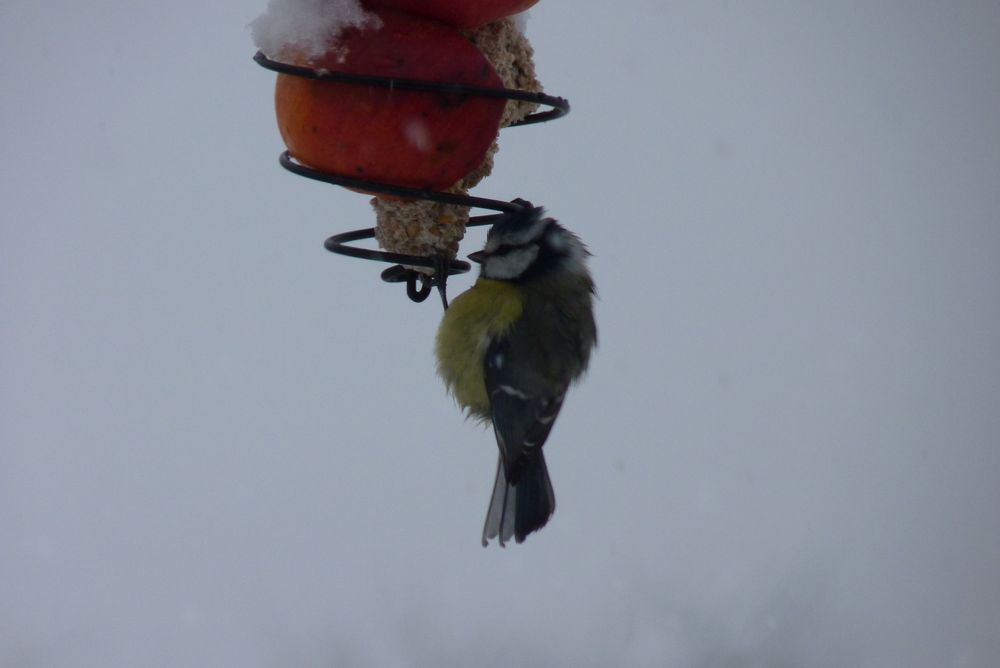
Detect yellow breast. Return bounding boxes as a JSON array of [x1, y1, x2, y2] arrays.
[[435, 278, 523, 419]]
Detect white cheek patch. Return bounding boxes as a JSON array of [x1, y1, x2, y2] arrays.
[[483, 245, 539, 280], [484, 217, 549, 254]]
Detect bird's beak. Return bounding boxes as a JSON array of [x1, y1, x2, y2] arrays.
[[467, 250, 486, 264]]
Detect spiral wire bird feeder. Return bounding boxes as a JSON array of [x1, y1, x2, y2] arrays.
[[253, 41, 569, 309]]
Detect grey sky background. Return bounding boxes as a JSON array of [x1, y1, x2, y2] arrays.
[[3, 1, 999, 666]]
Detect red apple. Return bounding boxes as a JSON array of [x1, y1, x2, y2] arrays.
[[274, 10, 506, 191], [363, 0, 539, 28]]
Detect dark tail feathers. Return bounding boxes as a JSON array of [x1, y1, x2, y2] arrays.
[[481, 453, 555, 547]]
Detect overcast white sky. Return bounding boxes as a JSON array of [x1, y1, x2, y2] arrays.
[[3, 2, 999, 666]]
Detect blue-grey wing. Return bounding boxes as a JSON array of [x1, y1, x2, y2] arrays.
[[484, 336, 565, 483]]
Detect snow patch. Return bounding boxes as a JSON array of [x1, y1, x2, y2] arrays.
[[403, 119, 432, 153], [250, 0, 380, 62]]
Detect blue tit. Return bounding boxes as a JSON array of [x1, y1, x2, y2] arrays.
[[435, 205, 597, 546]]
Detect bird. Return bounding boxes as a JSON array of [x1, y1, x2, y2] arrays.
[[435, 203, 596, 546]]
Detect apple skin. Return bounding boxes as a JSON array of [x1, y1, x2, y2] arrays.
[[275, 10, 506, 191], [362, 0, 539, 28]]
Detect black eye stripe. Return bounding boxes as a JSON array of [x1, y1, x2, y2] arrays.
[[488, 243, 520, 256]]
